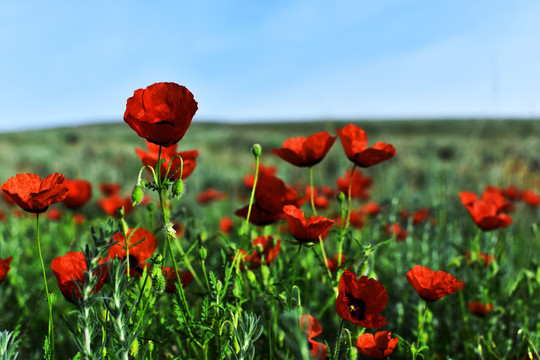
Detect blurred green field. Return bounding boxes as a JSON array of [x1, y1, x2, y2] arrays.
[[0, 119, 539, 359]]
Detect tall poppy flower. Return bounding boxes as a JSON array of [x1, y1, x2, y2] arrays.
[[63, 178, 93, 209], [0, 256, 12, 284], [219, 216, 234, 235], [124, 82, 198, 147], [283, 205, 334, 243], [468, 301, 494, 317], [356, 331, 398, 359], [51, 252, 106, 303], [98, 194, 133, 218], [336, 124, 396, 168], [521, 189, 540, 207], [272, 131, 336, 167], [246, 236, 281, 269], [243, 163, 277, 188], [406, 265, 464, 302], [336, 271, 388, 328], [108, 228, 157, 276], [197, 188, 227, 205], [135, 141, 198, 180], [1, 173, 68, 213], [336, 169, 372, 200], [299, 315, 328, 360], [459, 191, 512, 231]]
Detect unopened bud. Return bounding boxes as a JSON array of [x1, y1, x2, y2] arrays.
[[172, 179, 184, 198], [337, 192, 346, 203], [148, 340, 154, 352], [246, 270, 257, 283], [198, 246, 208, 261], [147, 202, 155, 212], [251, 144, 262, 157], [131, 185, 144, 205]]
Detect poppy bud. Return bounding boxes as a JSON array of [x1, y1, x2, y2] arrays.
[[246, 270, 257, 284], [148, 340, 154, 353], [337, 192, 346, 203], [198, 246, 208, 261], [146, 203, 155, 212], [131, 185, 144, 205], [261, 265, 270, 283], [117, 206, 125, 219], [140, 180, 147, 188], [251, 144, 262, 157], [172, 179, 184, 198]]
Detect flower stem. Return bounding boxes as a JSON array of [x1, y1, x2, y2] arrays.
[[36, 214, 55, 359], [413, 302, 429, 360], [288, 245, 303, 309], [242, 149, 260, 236], [332, 318, 344, 360]]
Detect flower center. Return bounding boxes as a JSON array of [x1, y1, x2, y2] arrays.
[[346, 293, 366, 320]]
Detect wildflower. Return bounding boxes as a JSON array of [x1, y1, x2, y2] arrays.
[[63, 178, 93, 209], [336, 271, 388, 328], [73, 213, 86, 225], [336, 169, 372, 200], [0, 257, 12, 284], [283, 205, 334, 243], [135, 140, 198, 180], [51, 252, 106, 303], [197, 188, 227, 205], [219, 216, 234, 234], [336, 124, 396, 168], [326, 254, 346, 272], [1, 173, 68, 213], [99, 183, 121, 196], [468, 301, 494, 317], [356, 331, 398, 359], [299, 315, 328, 360], [464, 250, 494, 267], [385, 223, 408, 241], [359, 201, 380, 217], [124, 82, 198, 147], [272, 131, 336, 167], [407, 265, 464, 302], [521, 189, 540, 207], [162, 267, 194, 293], [243, 163, 277, 188], [98, 195, 133, 218], [459, 190, 512, 231], [46, 208, 63, 221], [247, 236, 281, 268], [109, 228, 157, 276]]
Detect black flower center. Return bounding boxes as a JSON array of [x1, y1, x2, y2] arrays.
[[346, 293, 366, 321], [128, 254, 143, 274]]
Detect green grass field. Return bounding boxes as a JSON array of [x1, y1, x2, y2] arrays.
[[0, 119, 539, 359]]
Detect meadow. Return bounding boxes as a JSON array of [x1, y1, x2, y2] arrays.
[[0, 118, 539, 359]]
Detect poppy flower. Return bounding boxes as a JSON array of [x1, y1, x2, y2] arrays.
[[360, 201, 380, 217], [46, 208, 63, 221], [172, 221, 185, 238], [272, 131, 337, 167], [197, 188, 227, 205], [99, 183, 121, 197], [98, 195, 133, 218], [51, 252, 106, 303], [459, 191, 512, 231], [1, 173, 69, 213], [73, 213, 86, 225], [356, 331, 399, 359], [336, 124, 396, 168], [247, 236, 281, 268], [135, 141, 198, 181], [336, 169, 372, 200], [336, 271, 388, 328], [0, 256, 12, 284], [406, 265, 464, 302], [219, 216, 234, 235], [385, 223, 408, 241], [299, 315, 328, 360], [243, 163, 277, 188], [326, 254, 346, 272], [468, 301, 494, 317], [108, 227, 157, 276], [521, 189, 540, 207], [283, 205, 334, 243], [236, 174, 303, 226], [124, 82, 198, 147], [162, 267, 194, 293], [464, 250, 494, 267], [63, 178, 93, 209]]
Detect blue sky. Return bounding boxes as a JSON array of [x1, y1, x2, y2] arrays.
[[1, 1, 539, 132]]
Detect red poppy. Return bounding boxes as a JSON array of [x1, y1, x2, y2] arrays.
[[464, 250, 494, 267], [283, 205, 334, 243], [326, 254, 346, 272], [243, 163, 277, 188], [63, 178, 93, 209], [51, 252, 106, 303], [336, 169, 372, 200], [108, 228, 157, 276], [172, 221, 185, 238], [135, 141, 198, 181], [459, 191, 513, 231], [337, 124, 396, 168], [73, 213, 86, 225], [356, 331, 399, 359], [99, 183, 121, 197], [468, 301, 494, 317], [400, 208, 430, 225], [521, 189, 540, 207], [219, 216, 234, 235], [385, 223, 408, 241], [299, 315, 328, 360], [336, 271, 388, 328], [272, 131, 337, 167], [246, 236, 281, 269], [162, 267, 194, 293], [46, 208, 63, 221], [359, 201, 380, 217], [0, 256, 12, 284], [197, 188, 227, 205], [406, 265, 464, 302], [124, 82, 198, 147], [236, 174, 303, 226], [1, 173, 69, 213], [98, 195, 134, 218]]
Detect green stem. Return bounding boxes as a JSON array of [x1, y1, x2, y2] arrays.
[[309, 166, 317, 216], [332, 319, 344, 360], [413, 302, 429, 360], [242, 152, 260, 236], [201, 258, 211, 293], [288, 245, 303, 309], [36, 214, 55, 358]]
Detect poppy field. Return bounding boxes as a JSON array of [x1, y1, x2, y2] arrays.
[[0, 83, 539, 360]]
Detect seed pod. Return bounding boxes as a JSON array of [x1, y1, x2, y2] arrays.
[[131, 185, 144, 205], [251, 144, 262, 157], [172, 179, 184, 198]]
